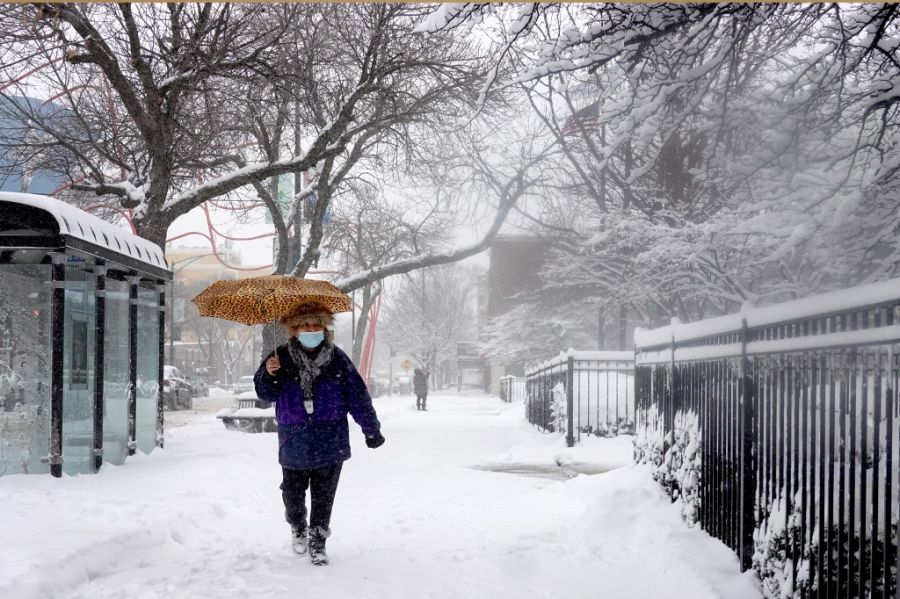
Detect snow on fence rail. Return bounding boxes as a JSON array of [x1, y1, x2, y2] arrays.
[[633, 277, 900, 598], [524, 349, 634, 446]]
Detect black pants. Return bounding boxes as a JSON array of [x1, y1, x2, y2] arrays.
[[281, 463, 343, 532], [416, 393, 427, 410]]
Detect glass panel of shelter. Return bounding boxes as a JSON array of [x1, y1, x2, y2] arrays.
[[62, 263, 96, 475], [135, 284, 160, 454], [103, 277, 130, 466], [0, 264, 52, 475], [0, 245, 165, 476]]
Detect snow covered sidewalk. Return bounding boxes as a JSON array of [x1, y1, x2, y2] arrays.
[[0, 393, 761, 599]]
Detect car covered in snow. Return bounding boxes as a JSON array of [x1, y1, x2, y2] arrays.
[[163, 365, 193, 410], [216, 390, 276, 433], [185, 376, 209, 397]]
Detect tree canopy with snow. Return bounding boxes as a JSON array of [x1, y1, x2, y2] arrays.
[[419, 3, 900, 358], [0, 3, 529, 293], [381, 264, 476, 376]]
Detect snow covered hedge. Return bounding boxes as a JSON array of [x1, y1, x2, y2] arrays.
[[634, 403, 664, 469], [754, 490, 898, 598], [636, 407, 701, 527], [753, 493, 806, 598]]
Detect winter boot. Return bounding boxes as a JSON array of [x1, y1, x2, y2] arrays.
[[308, 526, 330, 566], [290, 523, 308, 555]]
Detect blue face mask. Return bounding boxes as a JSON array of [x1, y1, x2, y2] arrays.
[[297, 331, 325, 348]]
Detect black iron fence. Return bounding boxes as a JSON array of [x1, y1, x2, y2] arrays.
[[634, 280, 900, 598], [499, 375, 526, 403], [525, 350, 634, 446]]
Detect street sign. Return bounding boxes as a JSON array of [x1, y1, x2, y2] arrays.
[[400, 359, 412, 372]]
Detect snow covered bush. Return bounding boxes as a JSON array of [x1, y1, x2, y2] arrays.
[[657, 410, 701, 526], [634, 403, 664, 469], [635, 407, 701, 526], [810, 521, 896, 598], [581, 417, 635, 438], [550, 382, 567, 435], [753, 490, 897, 598], [753, 493, 790, 598], [673, 411, 701, 525], [753, 492, 808, 599]]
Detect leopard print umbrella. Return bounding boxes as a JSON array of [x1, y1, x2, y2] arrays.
[[191, 275, 351, 325]]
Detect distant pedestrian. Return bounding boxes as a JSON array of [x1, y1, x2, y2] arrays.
[[413, 366, 429, 411], [254, 302, 385, 566]]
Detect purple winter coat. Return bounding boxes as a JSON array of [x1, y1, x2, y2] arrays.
[[253, 342, 381, 470]]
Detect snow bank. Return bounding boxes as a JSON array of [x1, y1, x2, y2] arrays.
[[0, 393, 759, 599], [486, 432, 635, 475]]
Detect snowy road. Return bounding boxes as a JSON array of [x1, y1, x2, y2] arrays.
[[0, 393, 761, 599]]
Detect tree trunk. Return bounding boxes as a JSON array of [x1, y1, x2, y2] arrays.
[[133, 211, 169, 250], [351, 284, 381, 365], [598, 305, 605, 350], [430, 346, 437, 388], [618, 303, 628, 349]]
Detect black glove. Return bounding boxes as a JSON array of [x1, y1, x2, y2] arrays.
[[365, 432, 385, 449]]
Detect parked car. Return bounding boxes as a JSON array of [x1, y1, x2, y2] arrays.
[[163, 365, 193, 410], [186, 376, 209, 397], [233, 375, 256, 395], [392, 375, 412, 395], [216, 390, 276, 433], [367, 376, 389, 398]]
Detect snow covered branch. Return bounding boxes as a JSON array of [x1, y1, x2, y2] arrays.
[[334, 152, 543, 293]]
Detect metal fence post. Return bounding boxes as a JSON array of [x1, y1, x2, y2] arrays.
[[738, 316, 756, 571], [48, 252, 66, 477], [127, 274, 139, 456], [668, 329, 677, 441], [93, 262, 107, 472], [566, 355, 575, 447], [157, 282, 166, 449], [634, 346, 641, 435]]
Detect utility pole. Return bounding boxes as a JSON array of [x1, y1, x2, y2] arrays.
[[351, 289, 356, 350], [388, 345, 393, 396], [293, 98, 304, 271], [168, 281, 174, 365]]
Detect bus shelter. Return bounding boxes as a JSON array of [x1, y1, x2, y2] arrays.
[[0, 192, 171, 477]]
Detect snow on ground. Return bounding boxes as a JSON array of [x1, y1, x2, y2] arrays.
[[0, 393, 761, 599]]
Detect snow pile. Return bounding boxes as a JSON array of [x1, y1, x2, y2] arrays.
[[0, 393, 759, 599], [486, 429, 635, 475]]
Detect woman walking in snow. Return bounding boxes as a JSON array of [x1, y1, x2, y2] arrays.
[[254, 302, 385, 566]]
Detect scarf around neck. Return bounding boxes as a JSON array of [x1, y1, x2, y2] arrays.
[[287, 339, 335, 415]]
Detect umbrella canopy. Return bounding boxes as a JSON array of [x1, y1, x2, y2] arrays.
[[191, 275, 351, 326]]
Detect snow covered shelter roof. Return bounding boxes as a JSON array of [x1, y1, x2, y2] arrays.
[[0, 192, 170, 276]]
